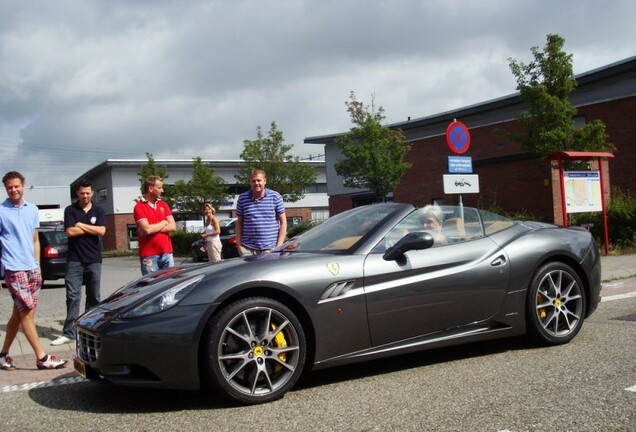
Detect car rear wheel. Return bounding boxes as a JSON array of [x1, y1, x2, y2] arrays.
[[203, 297, 306, 404], [526, 262, 586, 345]]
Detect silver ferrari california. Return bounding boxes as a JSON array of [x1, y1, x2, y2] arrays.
[[74, 203, 601, 404]]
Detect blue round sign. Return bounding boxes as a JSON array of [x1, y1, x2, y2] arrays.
[[446, 121, 471, 154]]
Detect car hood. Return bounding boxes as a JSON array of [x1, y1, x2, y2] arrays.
[[86, 251, 349, 316], [77, 260, 243, 330], [83, 265, 208, 314]]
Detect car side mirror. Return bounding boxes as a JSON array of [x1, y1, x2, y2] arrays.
[[383, 232, 435, 261]]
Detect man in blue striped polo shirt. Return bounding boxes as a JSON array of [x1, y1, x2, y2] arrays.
[[235, 169, 287, 256]]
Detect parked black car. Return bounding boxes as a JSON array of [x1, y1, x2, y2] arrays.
[[39, 225, 69, 280], [190, 219, 239, 261], [0, 225, 68, 281]]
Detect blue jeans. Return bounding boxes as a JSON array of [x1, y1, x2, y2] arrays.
[[63, 261, 101, 338], [140, 253, 174, 275]]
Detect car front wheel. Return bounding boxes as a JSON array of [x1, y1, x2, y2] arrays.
[[203, 297, 306, 404], [526, 262, 587, 345]]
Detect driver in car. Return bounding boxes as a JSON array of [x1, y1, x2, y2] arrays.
[[420, 205, 448, 246]]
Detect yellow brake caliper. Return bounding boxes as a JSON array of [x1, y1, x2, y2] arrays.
[[537, 293, 547, 320], [271, 323, 287, 373]]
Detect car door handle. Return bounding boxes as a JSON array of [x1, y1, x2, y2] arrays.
[[491, 255, 507, 267]]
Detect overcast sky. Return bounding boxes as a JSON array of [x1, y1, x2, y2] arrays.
[[1, 0, 634, 188]]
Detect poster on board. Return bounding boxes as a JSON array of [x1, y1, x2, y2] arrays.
[[564, 171, 602, 213]]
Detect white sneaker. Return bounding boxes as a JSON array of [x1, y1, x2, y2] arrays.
[[51, 335, 74, 346], [0, 355, 16, 371], [37, 354, 68, 370]]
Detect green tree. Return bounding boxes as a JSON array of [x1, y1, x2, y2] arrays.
[[334, 92, 411, 202], [137, 152, 169, 195], [236, 121, 317, 202], [169, 157, 230, 213], [508, 34, 614, 157]]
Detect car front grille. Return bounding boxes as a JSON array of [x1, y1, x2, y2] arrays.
[[76, 329, 101, 363]]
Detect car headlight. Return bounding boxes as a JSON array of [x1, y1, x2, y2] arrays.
[[121, 274, 205, 318]]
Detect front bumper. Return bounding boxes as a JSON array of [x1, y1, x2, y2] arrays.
[[75, 303, 213, 390], [582, 242, 602, 317]]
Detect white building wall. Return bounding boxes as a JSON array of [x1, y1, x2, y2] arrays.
[[25, 186, 71, 209], [111, 168, 143, 215]]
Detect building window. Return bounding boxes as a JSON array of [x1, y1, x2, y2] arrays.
[[97, 188, 107, 203], [303, 183, 328, 193], [127, 224, 138, 250], [311, 209, 329, 221], [573, 116, 586, 129]]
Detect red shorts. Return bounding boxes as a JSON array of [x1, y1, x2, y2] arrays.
[[5, 268, 42, 312]]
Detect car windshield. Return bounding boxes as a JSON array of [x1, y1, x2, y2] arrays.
[[279, 204, 406, 253], [42, 230, 68, 245], [219, 218, 235, 227], [279, 204, 517, 255], [220, 222, 236, 236]]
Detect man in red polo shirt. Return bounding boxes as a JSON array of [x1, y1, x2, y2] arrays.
[[133, 176, 176, 275]]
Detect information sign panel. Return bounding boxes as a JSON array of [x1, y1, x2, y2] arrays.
[[564, 171, 602, 213], [443, 174, 480, 194], [448, 156, 472, 173]]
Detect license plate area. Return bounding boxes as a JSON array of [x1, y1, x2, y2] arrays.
[[74, 357, 87, 379]]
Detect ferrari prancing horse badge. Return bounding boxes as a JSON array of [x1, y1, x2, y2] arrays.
[[326, 262, 340, 276]]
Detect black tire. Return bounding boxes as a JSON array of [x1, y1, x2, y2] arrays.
[[526, 262, 587, 345], [203, 297, 306, 405]]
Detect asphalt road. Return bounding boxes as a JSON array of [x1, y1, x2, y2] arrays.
[[1, 257, 635, 431], [1, 297, 635, 431]]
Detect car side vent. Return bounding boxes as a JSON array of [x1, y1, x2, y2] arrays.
[[321, 281, 356, 300]]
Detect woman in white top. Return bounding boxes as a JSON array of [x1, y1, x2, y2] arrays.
[[201, 203, 222, 262]]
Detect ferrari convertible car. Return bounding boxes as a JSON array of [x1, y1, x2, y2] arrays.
[[74, 203, 601, 405]]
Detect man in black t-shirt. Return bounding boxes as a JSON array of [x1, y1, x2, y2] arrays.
[[51, 179, 106, 346]]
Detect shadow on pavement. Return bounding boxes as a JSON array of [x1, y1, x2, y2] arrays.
[[26, 336, 529, 413], [27, 382, 230, 413]]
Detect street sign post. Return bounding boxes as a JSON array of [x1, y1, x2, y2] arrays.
[[445, 120, 474, 216]]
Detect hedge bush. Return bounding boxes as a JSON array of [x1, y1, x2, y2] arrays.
[[171, 231, 201, 256], [287, 220, 321, 238], [570, 187, 636, 250]]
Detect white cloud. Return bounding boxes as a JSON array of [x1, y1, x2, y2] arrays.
[[0, 0, 634, 186]]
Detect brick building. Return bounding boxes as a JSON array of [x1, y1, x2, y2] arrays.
[[305, 56, 636, 223]]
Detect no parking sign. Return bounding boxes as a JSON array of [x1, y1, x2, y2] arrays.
[[446, 120, 471, 154]]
